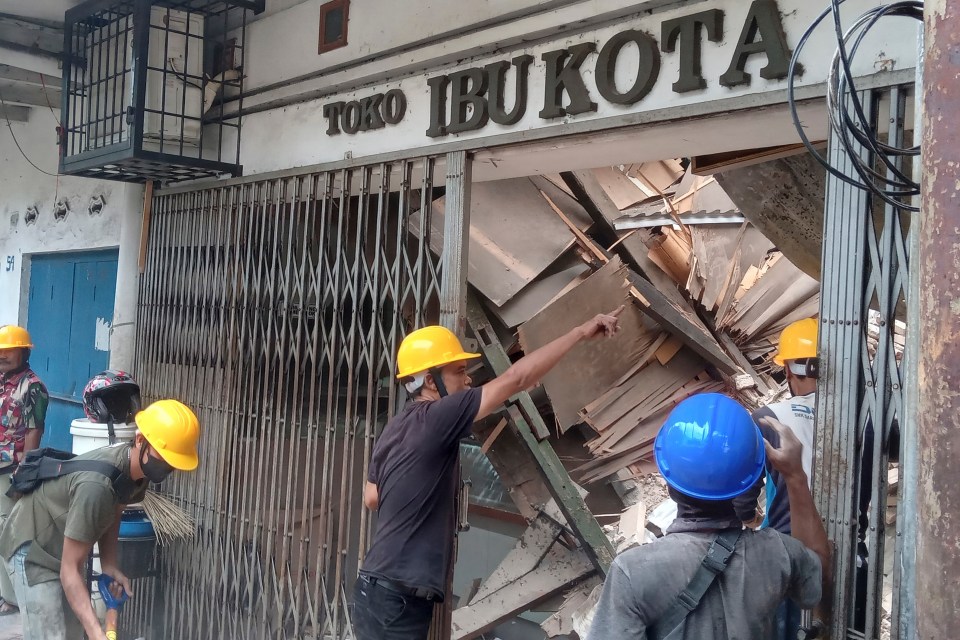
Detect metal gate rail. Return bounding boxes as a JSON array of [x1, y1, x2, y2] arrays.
[[134, 157, 449, 639], [815, 84, 914, 640]]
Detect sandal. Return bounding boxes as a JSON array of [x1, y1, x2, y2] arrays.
[[0, 598, 18, 616]]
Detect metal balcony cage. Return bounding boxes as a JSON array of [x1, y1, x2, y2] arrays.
[[60, 0, 264, 183]]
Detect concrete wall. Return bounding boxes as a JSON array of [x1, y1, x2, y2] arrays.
[[219, 0, 916, 176], [243, 0, 557, 92], [0, 58, 143, 368]]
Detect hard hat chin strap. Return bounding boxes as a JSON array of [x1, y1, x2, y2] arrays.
[[429, 368, 449, 398]]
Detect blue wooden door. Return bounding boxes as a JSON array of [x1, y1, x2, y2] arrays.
[[27, 250, 119, 450]]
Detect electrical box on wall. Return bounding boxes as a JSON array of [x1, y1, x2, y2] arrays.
[[61, 0, 264, 183]]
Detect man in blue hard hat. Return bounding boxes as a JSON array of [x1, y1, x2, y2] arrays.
[[587, 393, 831, 640]]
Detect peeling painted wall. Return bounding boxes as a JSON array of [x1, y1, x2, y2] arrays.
[[0, 109, 137, 329]]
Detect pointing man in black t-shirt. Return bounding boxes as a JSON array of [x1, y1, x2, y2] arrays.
[[353, 307, 624, 640]]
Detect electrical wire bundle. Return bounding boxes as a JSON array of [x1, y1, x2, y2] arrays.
[[788, 0, 924, 212]]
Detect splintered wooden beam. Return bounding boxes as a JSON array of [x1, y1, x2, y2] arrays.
[[622, 270, 737, 375], [469, 513, 563, 604], [560, 170, 687, 294], [451, 539, 594, 640], [467, 295, 615, 575]]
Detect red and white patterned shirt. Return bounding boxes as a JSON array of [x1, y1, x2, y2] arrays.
[[0, 366, 49, 464]]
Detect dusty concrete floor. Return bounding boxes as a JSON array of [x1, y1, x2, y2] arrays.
[[0, 611, 20, 640]]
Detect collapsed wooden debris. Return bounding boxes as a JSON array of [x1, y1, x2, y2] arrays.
[[409, 162, 908, 639], [422, 165, 821, 487]]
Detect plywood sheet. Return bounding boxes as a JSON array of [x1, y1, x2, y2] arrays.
[[688, 225, 773, 311], [491, 252, 591, 328], [422, 176, 593, 306], [592, 167, 651, 211], [518, 257, 653, 431]]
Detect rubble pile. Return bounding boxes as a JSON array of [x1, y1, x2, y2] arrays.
[[419, 162, 818, 486]]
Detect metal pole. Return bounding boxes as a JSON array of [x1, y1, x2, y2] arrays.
[[916, 1, 960, 637], [893, 24, 924, 640], [440, 151, 472, 336], [428, 151, 473, 640]]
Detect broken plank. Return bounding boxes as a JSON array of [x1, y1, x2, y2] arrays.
[[519, 258, 650, 430], [451, 542, 594, 640], [715, 328, 773, 395], [561, 169, 684, 295], [655, 334, 684, 366], [617, 501, 647, 553], [470, 513, 563, 603], [480, 418, 509, 455], [625, 271, 741, 375], [557, 171, 741, 376], [423, 176, 592, 307]]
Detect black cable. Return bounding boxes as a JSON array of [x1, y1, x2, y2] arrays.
[[787, 1, 923, 212], [0, 87, 61, 178], [831, 3, 921, 197]]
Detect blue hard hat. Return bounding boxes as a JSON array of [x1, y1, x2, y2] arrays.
[[654, 393, 765, 501]]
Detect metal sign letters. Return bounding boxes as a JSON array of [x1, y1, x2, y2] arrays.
[[320, 0, 792, 139]]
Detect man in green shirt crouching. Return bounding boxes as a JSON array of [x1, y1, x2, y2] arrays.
[[0, 399, 200, 640]]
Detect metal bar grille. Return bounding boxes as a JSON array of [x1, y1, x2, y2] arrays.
[[814, 84, 914, 640], [133, 156, 451, 639], [60, 0, 252, 182]]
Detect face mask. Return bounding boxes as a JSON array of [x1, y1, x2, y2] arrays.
[[139, 444, 175, 484]]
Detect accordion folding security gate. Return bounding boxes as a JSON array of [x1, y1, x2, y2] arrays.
[[132, 153, 469, 639], [814, 83, 918, 640]]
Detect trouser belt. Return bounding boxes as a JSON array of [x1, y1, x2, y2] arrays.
[[362, 575, 438, 601]]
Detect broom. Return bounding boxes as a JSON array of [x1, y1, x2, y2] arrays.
[[139, 490, 196, 546]]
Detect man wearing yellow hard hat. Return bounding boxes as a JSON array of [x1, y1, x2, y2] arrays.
[[734, 317, 819, 640], [0, 397, 200, 640], [0, 325, 49, 616], [353, 306, 624, 640]]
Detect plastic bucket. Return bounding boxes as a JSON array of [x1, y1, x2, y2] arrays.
[[118, 509, 157, 579], [70, 419, 137, 456]]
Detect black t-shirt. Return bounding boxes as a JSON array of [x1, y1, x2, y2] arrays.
[[360, 387, 482, 597]]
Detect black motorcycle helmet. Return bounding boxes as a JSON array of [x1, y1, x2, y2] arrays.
[[82, 370, 142, 424]]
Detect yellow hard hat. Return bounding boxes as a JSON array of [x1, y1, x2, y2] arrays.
[[0, 325, 33, 350], [396, 326, 480, 379], [773, 318, 819, 366], [135, 399, 200, 471]]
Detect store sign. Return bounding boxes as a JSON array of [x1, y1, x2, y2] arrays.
[[321, 0, 793, 138]]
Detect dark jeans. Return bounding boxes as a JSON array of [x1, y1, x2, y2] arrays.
[[773, 599, 802, 640], [352, 575, 435, 640]]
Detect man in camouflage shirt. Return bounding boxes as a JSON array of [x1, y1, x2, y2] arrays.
[[0, 325, 49, 615]]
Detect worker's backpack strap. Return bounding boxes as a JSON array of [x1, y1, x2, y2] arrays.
[[650, 527, 744, 640], [6, 447, 125, 498]]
